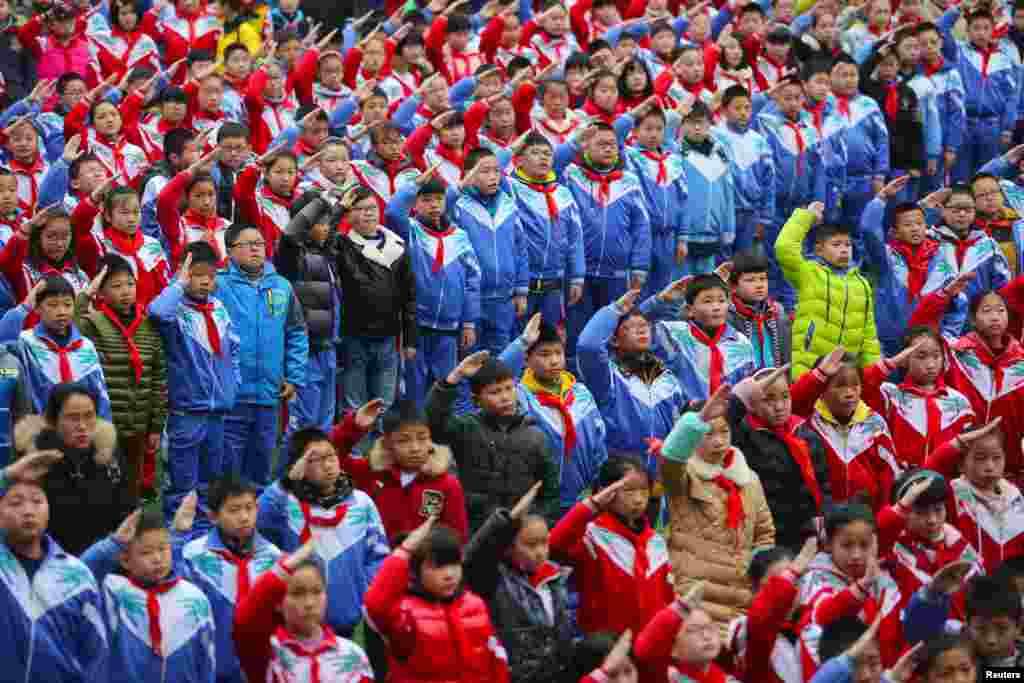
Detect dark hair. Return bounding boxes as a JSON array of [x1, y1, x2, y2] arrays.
[[464, 147, 495, 173], [187, 49, 215, 65], [966, 575, 1022, 622], [618, 58, 654, 100], [411, 525, 463, 574], [133, 508, 168, 541], [70, 153, 103, 181], [721, 84, 751, 108], [470, 358, 516, 395], [381, 400, 429, 434], [738, 3, 766, 18], [521, 132, 553, 152], [914, 21, 941, 36], [596, 454, 648, 491], [296, 104, 328, 126], [208, 474, 259, 512], [891, 469, 948, 509], [892, 202, 924, 225], [218, 121, 250, 142], [815, 224, 853, 244], [993, 556, 1024, 585], [813, 351, 861, 382], [223, 42, 250, 62], [417, 178, 447, 197], [182, 240, 219, 267], [44, 382, 97, 424], [587, 69, 617, 99], [56, 72, 86, 95], [831, 53, 858, 71], [103, 186, 139, 216], [965, 9, 993, 25], [685, 274, 728, 305], [650, 19, 675, 39], [507, 56, 533, 80], [968, 289, 1006, 319], [527, 320, 563, 354], [98, 253, 135, 288], [565, 52, 590, 73], [224, 223, 259, 250], [447, 13, 472, 33], [287, 426, 331, 471], [186, 172, 216, 196], [903, 324, 944, 350], [475, 63, 500, 79], [683, 100, 712, 123], [730, 248, 770, 283], [748, 546, 794, 586], [824, 501, 875, 539], [587, 40, 613, 57], [396, 31, 425, 56], [89, 98, 120, 126], [370, 122, 404, 145], [343, 186, 376, 213], [36, 274, 76, 306], [918, 634, 975, 679], [819, 616, 869, 662], [572, 633, 624, 682], [948, 183, 974, 203]]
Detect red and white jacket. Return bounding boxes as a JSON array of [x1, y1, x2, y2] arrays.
[[804, 400, 902, 511], [146, 4, 221, 77], [8, 155, 48, 214], [87, 26, 160, 84], [877, 504, 980, 617], [797, 553, 904, 680], [862, 360, 976, 469], [349, 157, 420, 221], [363, 551, 510, 683], [157, 169, 231, 268], [728, 570, 803, 683], [925, 441, 1024, 572], [635, 602, 741, 683], [64, 99, 149, 186], [245, 68, 299, 155], [233, 165, 296, 259], [425, 16, 487, 84], [549, 502, 674, 636], [523, 23, 581, 71]]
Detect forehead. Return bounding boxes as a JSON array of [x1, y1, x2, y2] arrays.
[[390, 422, 431, 438], [131, 528, 170, 548], [693, 287, 726, 303], [234, 227, 261, 241]]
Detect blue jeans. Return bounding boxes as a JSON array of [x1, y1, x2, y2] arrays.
[[565, 276, 627, 368], [164, 412, 226, 532], [338, 335, 399, 417], [644, 230, 678, 301], [405, 327, 458, 407], [954, 116, 1002, 182], [224, 403, 279, 490], [290, 346, 337, 432], [477, 298, 517, 356], [734, 210, 760, 254]]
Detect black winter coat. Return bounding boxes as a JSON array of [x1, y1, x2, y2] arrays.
[[728, 397, 831, 551], [464, 509, 575, 683]]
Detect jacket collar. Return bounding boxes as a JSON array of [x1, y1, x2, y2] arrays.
[[686, 447, 752, 491]]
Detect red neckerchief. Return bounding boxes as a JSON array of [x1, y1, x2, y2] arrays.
[[389, 69, 419, 98], [273, 625, 338, 683], [975, 43, 996, 78], [882, 82, 900, 118], [432, 143, 465, 174], [993, 22, 1010, 40], [94, 131, 130, 179], [712, 451, 746, 530], [897, 527, 967, 577], [682, 79, 708, 99], [127, 576, 181, 657], [731, 294, 776, 352], [805, 99, 826, 134], [578, 163, 624, 206], [924, 57, 945, 77], [529, 561, 561, 589], [299, 501, 348, 544], [223, 72, 250, 92], [97, 301, 145, 383], [746, 412, 823, 510], [834, 94, 852, 118], [293, 135, 320, 162], [212, 547, 253, 602], [950, 233, 982, 268], [897, 378, 948, 454], [105, 225, 146, 272], [689, 322, 726, 393], [954, 332, 1024, 397], [640, 148, 670, 184], [537, 115, 580, 143], [187, 301, 222, 355], [39, 335, 84, 382], [415, 102, 437, 121], [868, 23, 886, 36], [520, 173, 560, 220], [8, 155, 45, 210], [422, 222, 456, 273], [533, 384, 577, 462], [582, 99, 617, 126], [888, 238, 940, 302], [784, 118, 805, 175], [975, 212, 1018, 238], [183, 209, 224, 261]]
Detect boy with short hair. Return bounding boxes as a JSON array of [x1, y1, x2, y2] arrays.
[[82, 507, 215, 682], [427, 351, 560, 531], [1, 274, 112, 417], [139, 127, 200, 242], [777, 202, 880, 377], [78, 254, 167, 500], [0, 456, 109, 679], [386, 176, 482, 406], [335, 398, 469, 542], [212, 122, 252, 221], [728, 248, 791, 369], [178, 476, 282, 683], [256, 422, 390, 637], [148, 241, 241, 526]]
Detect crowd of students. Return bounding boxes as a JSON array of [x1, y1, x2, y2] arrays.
[[5, 0, 1024, 680]]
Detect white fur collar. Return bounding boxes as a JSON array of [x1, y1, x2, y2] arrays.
[[687, 447, 751, 486]]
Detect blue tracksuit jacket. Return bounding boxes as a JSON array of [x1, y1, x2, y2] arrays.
[[927, 223, 1012, 314], [214, 261, 308, 406], [942, 11, 1019, 134], [499, 336, 608, 510], [0, 523, 107, 681], [711, 121, 776, 226], [177, 528, 282, 683], [577, 302, 687, 479], [677, 137, 738, 246], [448, 186, 530, 300], [148, 281, 241, 413], [506, 170, 586, 286], [859, 198, 967, 352], [256, 484, 390, 633], [81, 536, 215, 683], [915, 61, 967, 159], [386, 185, 482, 331], [832, 94, 890, 179], [557, 158, 652, 282]]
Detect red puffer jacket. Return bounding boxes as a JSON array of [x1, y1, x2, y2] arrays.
[[364, 551, 510, 683]]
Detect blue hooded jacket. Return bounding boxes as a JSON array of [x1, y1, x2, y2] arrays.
[[506, 170, 586, 286], [214, 261, 308, 406], [448, 186, 530, 300]]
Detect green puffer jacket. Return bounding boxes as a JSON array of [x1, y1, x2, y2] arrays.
[[77, 297, 168, 438], [776, 208, 881, 377]]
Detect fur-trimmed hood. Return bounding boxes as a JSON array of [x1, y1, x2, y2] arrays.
[[366, 437, 452, 478], [14, 414, 118, 466]]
